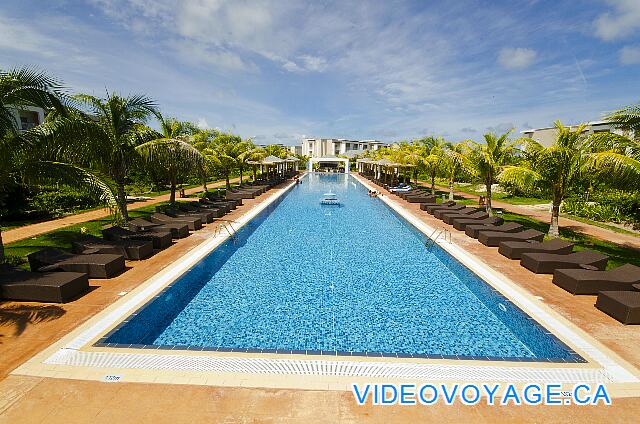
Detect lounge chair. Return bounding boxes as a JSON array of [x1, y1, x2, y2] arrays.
[[197, 200, 231, 213], [150, 212, 202, 230], [434, 207, 480, 220], [177, 203, 223, 218], [553, 264, 640, 295], [465, 222, 523, 238], [162, 206, 214, 224], [427, 204, 467, 215], [200, 198, 236, 210], [451, 216, 503, 231], [27, 247, 125, 279], [405, 195, 437, 204], [520, 250, 609, 274], [498, 238, 574, 260], [477, 229, 545, 247], [103, 226, 172, 250], [595, 290, 640, 324], [72, 235, 154, 260], [128, 218, 189, 238], [0, 264, 89, 303], [441, 210, 488, 224], [421, 201, 455, 212]]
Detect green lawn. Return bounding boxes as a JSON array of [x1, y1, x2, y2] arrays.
[[4, 203, 167, 269], [430, 179, 548, 205], [499, 212, 640, 270]]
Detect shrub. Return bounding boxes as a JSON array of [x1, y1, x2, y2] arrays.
[[563, 189, 640, 228], [30, 187, 101, 215]]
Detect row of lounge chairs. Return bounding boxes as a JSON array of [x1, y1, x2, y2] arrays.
[[369, 177, 640, 325], [0, 177, 290, 303]]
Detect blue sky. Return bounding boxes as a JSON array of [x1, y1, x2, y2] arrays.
[[1, 0, 639, 145]]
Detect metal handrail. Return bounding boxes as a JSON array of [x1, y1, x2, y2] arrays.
[[425, 227, 452, 247]]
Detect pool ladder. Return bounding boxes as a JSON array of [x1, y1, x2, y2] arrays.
[[216, 220, 239, 242], [425, 227, 451, 248]]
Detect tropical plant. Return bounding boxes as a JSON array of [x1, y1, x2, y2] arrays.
[[136, 115, 205, 205], [0, 67, 114, 261], [498, 121, 589, 236], [586, 132, 640, 188], [35, 93, 159, 221], [466, 130, 518, 215], [419, 136, 450, 194], [202, 133, 243, 189], [605, 102, 640, 138], [236, 140, 263, 183], [440, 142, 471, 200]]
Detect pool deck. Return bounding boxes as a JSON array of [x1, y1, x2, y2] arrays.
[[2, 174, 640, 422]]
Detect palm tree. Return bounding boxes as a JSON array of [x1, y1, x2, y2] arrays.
[[605, 102, 640, 138], [586, 131, 640, 188], [1, 67, 114, 261], [419, 136, 449, 194], [236, 139, 263, 183], [466, 130, 518, 215], [136, 115, 205, 206], [498, 121, 588, 237], [440, 143, 471, 201], [36, 93, 159, 221], [203, 133, 243, 189]]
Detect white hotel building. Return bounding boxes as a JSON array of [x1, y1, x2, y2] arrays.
[[292, 138, 387, 173]]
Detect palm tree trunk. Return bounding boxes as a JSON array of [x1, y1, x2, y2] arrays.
[[448, 178, 454, 201], [0, 228, 4, 263], [549, 197, 562, 237], [485, 180, 493, 216], [116, 182, 129, 221], [253, 166, 257, 181], [169, 179, 177, 206], [225, 173, 231, 189], [240, 167, 243, 184], [430, 172, 436, 195]]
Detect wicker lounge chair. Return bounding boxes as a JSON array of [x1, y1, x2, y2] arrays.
[[465, 222, 523, 238], [103, 226, 172, 250], [552, 264, 640, 295], [200, 198, 236, 210], [420, 201, 454, 212], [72, 235, 154, 260], [595, 290, 640, 324], [27, 248, 125, 279], [498, 238, 573, 260], [150, 212, 202, 230], [441, 210, 488, 225], [197, 200, 231, 214], [128, 218, 189, 238], [427, 204, 467, 215], [520, 250, 609, 274], [434, 207, 480, 220], [405, 195, 437, 204], [0, 264, 89, 303], [477, 229, 545, 247], [163, 206, 214, 224], [451, 216, 502, 231], [178, 203, 224, 218]]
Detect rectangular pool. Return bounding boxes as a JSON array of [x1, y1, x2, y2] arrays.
[[101, 173, 583, 362]]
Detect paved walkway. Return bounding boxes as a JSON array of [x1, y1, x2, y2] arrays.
[[421, 181, 640, 251], [2, 179, 239, 244]]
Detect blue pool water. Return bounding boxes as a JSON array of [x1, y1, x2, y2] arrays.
[[103, 174, 581, 362]]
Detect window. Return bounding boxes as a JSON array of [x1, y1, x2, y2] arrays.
[[19, 111, 40, 130]]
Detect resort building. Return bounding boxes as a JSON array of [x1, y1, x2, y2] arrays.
[[521, 120, 625, 147], [300, 138, 386, 157], [288, 145, 303, 155], [9, 105, 45, 131]]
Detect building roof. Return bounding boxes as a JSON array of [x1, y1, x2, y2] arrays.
[[521, 120, 613, 133]]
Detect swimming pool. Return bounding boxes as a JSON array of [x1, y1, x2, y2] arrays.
[[101, 173, 582, 362]]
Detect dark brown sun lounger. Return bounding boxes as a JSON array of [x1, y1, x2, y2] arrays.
[[596, 290, 640, 324], [478, 229, 545, 247], [197, 200, 231, 214], [162, 206, 214, 224], [178, 203, 224, 219], [520, 250, 609, 274], [405, 195, 437, 204], [434, 207, 480, 220], [103, 226, 172, 250], [427, 204, 467, 215], [27, 248, 125, 279], [553, 264, 640, 295], [72, 235, 154, 260], [441, 210, 488, 224], [128, 218, 189, 238], [465, 222, 523, 238], [200, 198, 236, 211], [451, 216, 503, 231], [421, 201, 455, 212], [151, 212, 202, 230], [498, 238, 574, 260], [0, 264, 88, 303]]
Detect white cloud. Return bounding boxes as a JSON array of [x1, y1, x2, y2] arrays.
[[0, 12, 56, 56], [594, 0, 640, 41], [620, 45, 640, 64], [497, 48, 537, 69]]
